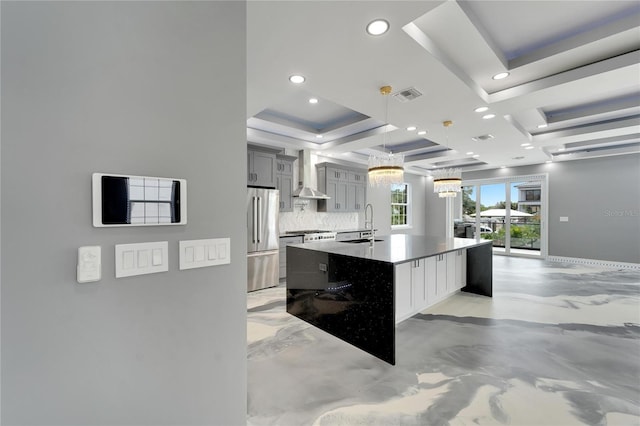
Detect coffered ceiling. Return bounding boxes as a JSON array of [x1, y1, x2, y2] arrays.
[[247, 1, 640, 174]]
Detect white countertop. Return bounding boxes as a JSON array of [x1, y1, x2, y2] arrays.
[[288, 234, 492, 265]]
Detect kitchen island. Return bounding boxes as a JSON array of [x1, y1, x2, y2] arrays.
[[286, 234, 492, 364]]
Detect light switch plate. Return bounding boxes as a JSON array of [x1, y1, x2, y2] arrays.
[[77, 246, 101, 283], [179, 238, 231, 270], [115, 241, 168, 278], [560, 216, 569, 222]]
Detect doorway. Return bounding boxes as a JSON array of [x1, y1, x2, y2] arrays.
[[454, 174, 547, 258]]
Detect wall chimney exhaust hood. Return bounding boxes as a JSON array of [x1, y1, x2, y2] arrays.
[[293, 150, 330, 200]]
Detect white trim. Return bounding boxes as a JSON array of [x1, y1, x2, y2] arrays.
[[547, 256, 640, 270], [463, 173, 548, 187]]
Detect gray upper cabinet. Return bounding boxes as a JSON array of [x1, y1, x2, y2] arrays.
[[248, 146, 277, 188], [317, 163, 367, 212], [276, 155, 296, 212]]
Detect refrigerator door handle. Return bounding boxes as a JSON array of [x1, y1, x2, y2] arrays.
[[257, 196, 262, 243], [252, 196, 257, 243]]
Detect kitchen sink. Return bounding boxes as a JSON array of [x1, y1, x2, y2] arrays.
[[340, 238, 383, 244]]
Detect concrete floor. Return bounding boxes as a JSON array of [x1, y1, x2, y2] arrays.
[[247, 256, 640, 425]]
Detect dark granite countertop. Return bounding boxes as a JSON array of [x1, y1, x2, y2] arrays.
[[288, 234, 492, 265]]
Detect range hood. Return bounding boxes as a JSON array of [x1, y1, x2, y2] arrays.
[[293, 150, 330, 200]]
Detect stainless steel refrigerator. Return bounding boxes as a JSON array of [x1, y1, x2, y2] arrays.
[[247, 188, 280, 292]]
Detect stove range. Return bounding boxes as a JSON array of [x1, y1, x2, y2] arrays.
[[284, 229, 337, 242]]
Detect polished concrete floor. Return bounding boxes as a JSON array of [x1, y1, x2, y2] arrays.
[[247, 256, 640, 425]]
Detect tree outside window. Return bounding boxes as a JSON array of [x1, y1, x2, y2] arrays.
[[391, 183, 410, 227]]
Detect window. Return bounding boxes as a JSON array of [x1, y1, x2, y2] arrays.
[[391, 183, 411, 227], [524, 189, 541, 201]]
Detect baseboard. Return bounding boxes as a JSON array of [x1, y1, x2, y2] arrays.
[[547, 256, 640, 270]]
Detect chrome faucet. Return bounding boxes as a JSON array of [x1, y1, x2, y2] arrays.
[[364, 203, 375, 242]]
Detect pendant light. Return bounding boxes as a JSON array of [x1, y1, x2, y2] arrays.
[[432, 168, 462, 197], [368, 85, 404, 187], [432, 120, 461, 197]]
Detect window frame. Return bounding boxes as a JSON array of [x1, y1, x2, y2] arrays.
[[390, 182, 412, 229]]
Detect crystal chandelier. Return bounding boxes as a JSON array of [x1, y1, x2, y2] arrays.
[[368, 85, 404, 187], [432, 168, 462, 198]]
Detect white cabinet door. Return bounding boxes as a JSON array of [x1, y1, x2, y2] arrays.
[[395, 263, 413, 323], [411, 259, 426, 312], [455, 249, 467, 290], [446, 252, 456, 294], [425, 256, 437, 307]]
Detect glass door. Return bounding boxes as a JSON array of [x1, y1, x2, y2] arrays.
[[454, 185, 477, 239], [508, 181, 542, 256], [480, 183, 507, 253], [454, 175, 547, 258]]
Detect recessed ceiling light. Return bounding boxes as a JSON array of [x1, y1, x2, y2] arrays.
[[472, 154, 480, 158], [418, 130, 427, 135], [482, 114, 496, 120], [525, 146, 535, 150], [289, 75, 305, 84], [558, 147, 566, 151], [537, 123, 548, 129], [521, 143, 531, 147], [500, 166, 506, 169], [309, 98, 319, 104], [545, 160, 553, 164], [474, 106, 489, 113], [316, 134, 323, 139], [366, 19, 389, 36], [406, 126, 417, 131], [466, 151, 474, 155], [492, 72, 510, 80]]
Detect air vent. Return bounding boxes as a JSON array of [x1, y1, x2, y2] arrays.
[[471, 134, 495, 142], [393, 87, 422, 103]]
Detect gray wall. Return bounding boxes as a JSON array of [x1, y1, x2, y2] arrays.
[[368, 173, 428, 236], [463, 154, 640, 264], [1, 2, 247, 424]]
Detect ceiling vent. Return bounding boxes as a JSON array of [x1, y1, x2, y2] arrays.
[[393, 87, 422, 103], [472, 134, 495, 142]]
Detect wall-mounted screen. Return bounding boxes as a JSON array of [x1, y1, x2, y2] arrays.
[[92, 173, 187, 227]]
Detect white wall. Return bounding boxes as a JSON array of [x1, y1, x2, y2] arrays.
[[424, 176, 447, 238], [1, 2, 247, 424], [368, 172, 428, 236], [463, 154, 640, 264]]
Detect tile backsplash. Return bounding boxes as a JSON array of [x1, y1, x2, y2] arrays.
[[280, 209, 361, 232]]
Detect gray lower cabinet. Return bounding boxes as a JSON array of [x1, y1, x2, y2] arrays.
[[279, 235, 303, 280], [316, 163, 366, 212]]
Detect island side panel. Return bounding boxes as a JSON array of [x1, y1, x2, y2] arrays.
[[286, 246, 396, 365], [463, 243, 493, 297]]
